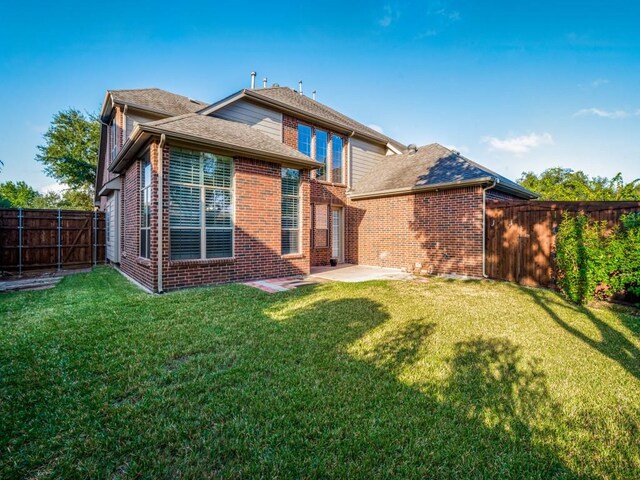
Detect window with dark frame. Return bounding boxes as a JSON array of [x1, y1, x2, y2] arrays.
[[331, 135, 344, 184], [281, 168, 300, 255], [297, 124, 312, 157], [315, 130, 328, 180], [169, 148, 233, 261], [140, 156, 152, 258]]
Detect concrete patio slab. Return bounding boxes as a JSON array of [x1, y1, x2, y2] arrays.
[[308, 264, 415, 283]]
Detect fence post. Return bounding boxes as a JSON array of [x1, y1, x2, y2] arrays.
[[93, 210, 97, 266], [17, 208, 23, 275], [57, 209, 62, 272]]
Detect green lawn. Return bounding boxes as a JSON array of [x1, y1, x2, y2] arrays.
[[1, 268, 639, 479]]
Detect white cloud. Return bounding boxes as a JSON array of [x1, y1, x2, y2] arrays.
[[368, 124, 384, 134], [378, 4, 398, 27], [482, 132, 554, 154], [591, 78, 609, 88], [40, 183, 67, 194], [573, 108, 639, 119]]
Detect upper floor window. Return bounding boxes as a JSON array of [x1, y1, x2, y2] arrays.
[[140, 156, 152, 258], [169, 148, 233, 260], [281, 168, 300, 255], [315, 130, 328, 181], [111, 120, 118, 161], [298, 124, 312, 157], [331, 135, 344, 184]]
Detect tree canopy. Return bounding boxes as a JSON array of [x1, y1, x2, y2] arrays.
[[518, 168, 640, 201], [35, 108, 100, 191], [0, 181, 93, 210]]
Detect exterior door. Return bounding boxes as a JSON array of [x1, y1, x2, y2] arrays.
[[105, 193, 120, 263], [331, 207, 344, 263]]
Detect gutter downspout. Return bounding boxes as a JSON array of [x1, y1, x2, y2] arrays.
[[482, 178, 498, 278], [157, 134, 166, 293]]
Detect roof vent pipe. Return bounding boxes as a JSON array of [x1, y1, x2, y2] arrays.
[[263, 77, 267, 88], [250, 71, 256, 89], [312, 90, 317, 100], [408, 144, 418, 154], [298, 80, 303, 95]]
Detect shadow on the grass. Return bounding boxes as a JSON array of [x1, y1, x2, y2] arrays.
[[246, 291, 570, 477], [519, 286, 640, 381]]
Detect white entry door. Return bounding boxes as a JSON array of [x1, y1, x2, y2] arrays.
[[331, 207, 343, 262], [105, 193, 120, 263]]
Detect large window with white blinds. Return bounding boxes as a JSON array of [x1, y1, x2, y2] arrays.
[[169, 148, 233, 260], [281, 168, 300, 255], [140, 156, 151, 258]]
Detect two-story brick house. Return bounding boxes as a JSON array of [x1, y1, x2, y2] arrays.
[[96, 83, 536, 292]]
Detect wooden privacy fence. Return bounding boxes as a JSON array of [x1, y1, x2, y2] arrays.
[[485, 201, 640, 288], [0, 208, 106, 275]]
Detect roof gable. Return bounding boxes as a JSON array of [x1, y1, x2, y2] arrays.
[[104, 88, 208, 118], [199, 87, 406, 149]]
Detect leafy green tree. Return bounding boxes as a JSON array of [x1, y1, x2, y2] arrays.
[[518, 168, 640, 201], [0, 181, 40, 208], [36, 109, 100, 191]]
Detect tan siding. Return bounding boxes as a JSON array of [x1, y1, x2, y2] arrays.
[[350, 137, 386, 185], [212, 99, 282, 141]]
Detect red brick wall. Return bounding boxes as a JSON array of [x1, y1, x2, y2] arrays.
[[350, 187, 485, 277], [157, 146, 311, 291], [118, 140, 156, 290]]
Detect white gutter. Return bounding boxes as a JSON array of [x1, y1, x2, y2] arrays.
[[157, 133, 166, 293], [482, 178, 498, 278]]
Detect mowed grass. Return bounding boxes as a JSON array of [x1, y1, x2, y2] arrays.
[[1, 268, 639, 479]]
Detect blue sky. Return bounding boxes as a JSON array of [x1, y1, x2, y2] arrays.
[[1, 0, 639, 191]]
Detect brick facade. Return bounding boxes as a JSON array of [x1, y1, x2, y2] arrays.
[[350, 187, 485, 277], [101, 105, 525, 291]]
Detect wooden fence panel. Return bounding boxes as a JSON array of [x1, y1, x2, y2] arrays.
[[0, 208, 106, 274], [486, 201, 640, 288]]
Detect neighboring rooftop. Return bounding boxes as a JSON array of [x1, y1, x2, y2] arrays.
[[351, 143, 537, 199], [107, 88, 208, 117]]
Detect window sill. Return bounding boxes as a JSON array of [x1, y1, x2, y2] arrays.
[[169, 257, 236, 266], [136, 256, 151, 266], [281, 253, 305, 260], [313, 179, 347, 187]]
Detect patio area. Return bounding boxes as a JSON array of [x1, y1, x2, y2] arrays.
[[309, 264, 415, 283]]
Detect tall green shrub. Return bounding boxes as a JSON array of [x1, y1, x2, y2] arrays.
[[555, 213, 609, 304], [609, 212, 640, 297]]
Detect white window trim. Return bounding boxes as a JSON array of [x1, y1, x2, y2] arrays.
[[140, 158, 152, 259], [281, 169, 301, 256], [169, 151, 235, 261]]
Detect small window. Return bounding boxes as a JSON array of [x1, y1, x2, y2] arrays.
[[315, 130, 327, 181], [313, 204, 328, 248], [111, 120, 118, 161], [282, 168, 300, 255], [298, 124, 312, 157], [331, 135, 343, 184], [169, 148, 233, 260], [140, 156, 152, 258]]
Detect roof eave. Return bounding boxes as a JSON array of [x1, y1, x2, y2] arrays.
[[494, 182, 539, 200], [109, 124, 323, 173], [349, 177, 496, 200]]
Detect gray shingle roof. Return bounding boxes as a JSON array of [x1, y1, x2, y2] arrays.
[[109, 88, 208, 116], [139, 113, 319, 165], [243, 87, 406, 149], [351, 143, 536, 199]]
